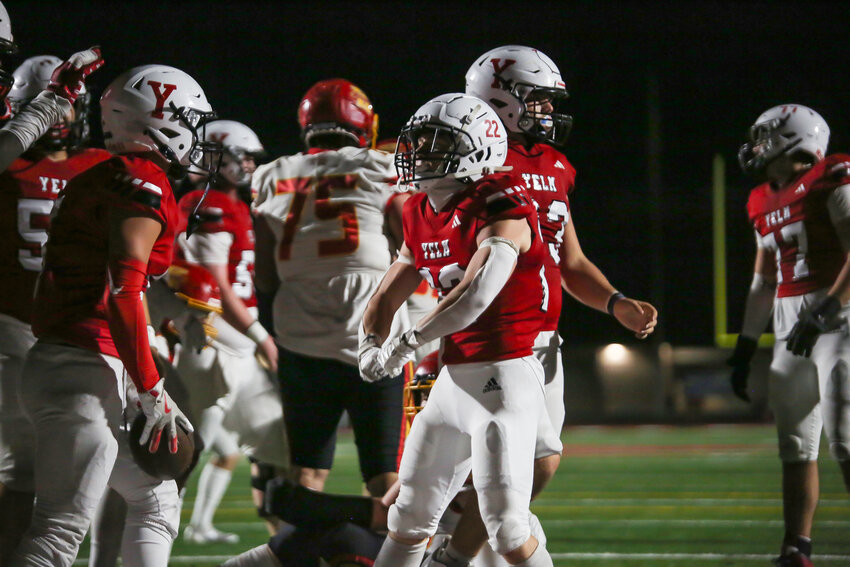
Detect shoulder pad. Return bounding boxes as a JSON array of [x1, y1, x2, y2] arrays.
[[105, 163, 163, 210]]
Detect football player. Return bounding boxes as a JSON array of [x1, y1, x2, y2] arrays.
[[0, 53, 110, 564], [359, 93, 560, 567], [173, 119, 288, 544], [729, 105, 850, 567], [10, 64, 219, 567], [420, 45, 657, 567], [252, 79, 409, 498]]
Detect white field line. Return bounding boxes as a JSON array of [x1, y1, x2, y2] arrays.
[[73, 552, 850, 564]]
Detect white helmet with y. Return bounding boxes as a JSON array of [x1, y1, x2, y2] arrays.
[[738, 104, 830, 175], [100, 64, 221, 177], [203, 119, 264, 187], [466, 45, 572, 147], [0, 1, 15, 54], [396, 93, 508, 208]]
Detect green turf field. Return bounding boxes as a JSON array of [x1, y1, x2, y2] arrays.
[[75, 424, 849, 566]]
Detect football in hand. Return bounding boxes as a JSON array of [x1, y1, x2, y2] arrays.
[[128, 412, 195, 480]]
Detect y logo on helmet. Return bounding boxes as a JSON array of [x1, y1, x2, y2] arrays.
[[208, 132, 229, 144], [489, 58, 516, 88], [148, 81, 178, 119]]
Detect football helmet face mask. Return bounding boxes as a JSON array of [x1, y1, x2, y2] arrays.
[[9, 55, 91, 150], [403, 351, 439, 430], [466, 45, 572, 147], [100, 65, 222, 179], [298, 78, 378, 149], [203, 119, 265, 188], [739, 104, 829, 176], [396, 93, 508, 202]]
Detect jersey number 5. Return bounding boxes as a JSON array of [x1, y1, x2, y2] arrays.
[[17, 198, 53, 271]]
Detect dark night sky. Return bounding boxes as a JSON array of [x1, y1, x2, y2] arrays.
[[6, 0, 850, 346]]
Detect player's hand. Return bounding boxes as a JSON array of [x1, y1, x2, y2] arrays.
[[787, 295, 843, 357], [137, 378, 193, 454], [613, 298, 658, 339], [257, 335, 278, 374], [727, 335, 758, 402], [47, 46, 104, 103], [358, 333, 390, 383], [381, 329, 422, 377]]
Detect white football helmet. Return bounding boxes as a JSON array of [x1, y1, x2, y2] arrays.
[[739, 104, 830, 175], [466, 45, 572, 147], [396, 93, 508, 202], [10, 55, 91, 148], [203, 120, 264, 187], [100, 65, 220, 176], [0, 2, 15, 54]]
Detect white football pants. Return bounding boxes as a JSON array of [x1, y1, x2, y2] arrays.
[[770, 333, 850, 462], [11, 341, 179, 567], [532, 330, 565, 459], [387, 356, 554, 557]]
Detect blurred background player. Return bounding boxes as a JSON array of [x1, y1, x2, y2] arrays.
[[729, 105, 850, 567], [252, 78, 409, 498], [359, 93, 560, 567], [0, 53, 110, 564], [424, 45, 657, 567], [172, 119, 288, 544], [11, 63, 217, 567]]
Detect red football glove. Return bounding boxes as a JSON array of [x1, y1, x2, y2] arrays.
[[47, 46, 104, 103]]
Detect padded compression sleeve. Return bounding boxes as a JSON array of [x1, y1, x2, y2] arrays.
[[1, 91, 72, 152], [827, 184, 850, 251], [106, 256, 160, 392], [416, 237, 518, 342], [741, 232, 776, 340], [265, 478, 373, 529]]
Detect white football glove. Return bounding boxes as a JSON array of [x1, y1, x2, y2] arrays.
[[137, 378, 193, 454], [358, 333, 390, 383], [381, 329, 423, 377]]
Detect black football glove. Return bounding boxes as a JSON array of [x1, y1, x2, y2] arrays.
[[727, 335, 758, 402], [786, 295, 842, 358]]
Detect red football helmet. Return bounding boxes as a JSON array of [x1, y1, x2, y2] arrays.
[[298, 78, 378, 149], [164, 260, 222, 313], [403, 351, 439, 431]]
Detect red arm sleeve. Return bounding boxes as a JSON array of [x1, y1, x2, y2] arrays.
[[106, 256, 159, 392]]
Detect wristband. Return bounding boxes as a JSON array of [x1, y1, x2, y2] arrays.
[[607, 292, 625, 316], [245, 320, 270, 345]]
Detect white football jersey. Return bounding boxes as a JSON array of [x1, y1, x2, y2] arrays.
[[253, 147, 407, 364], [252, 147, 397, 280]]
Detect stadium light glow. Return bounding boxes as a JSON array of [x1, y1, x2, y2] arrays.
[[600, 343, 631, 366]]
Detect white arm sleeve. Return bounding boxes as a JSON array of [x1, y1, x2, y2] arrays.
[[827, 184, 850, 251], [740, 230, 776, 339], [178, 231, 233, 265], [416, 237, 518, 342], [1, 91, 72, 153]]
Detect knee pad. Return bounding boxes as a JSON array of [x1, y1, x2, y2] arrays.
[[477, 487, 531, 556], [778, 434, 818, 462], [387, 502, 435, 541]]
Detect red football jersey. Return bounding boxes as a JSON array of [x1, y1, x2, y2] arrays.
[[176, 188, 257, 307], [31, 155, 179, 356], [505, 140, 575, 330], [403, 173, 547, 364], [747, 153, 850, 298], [0, 148, 110, 323]]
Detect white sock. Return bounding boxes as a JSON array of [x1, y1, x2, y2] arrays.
[[510, 539, 553, 567], [440, 541, 474, 566], [191, 462, 232, 529], [220, 544, 282, 567], [375, 537, 428, 567]]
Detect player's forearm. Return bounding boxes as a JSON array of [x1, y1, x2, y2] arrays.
[[827, 253, 850, 305], [0, 91, 71, 172], [106, 258, 160, 392], [416, 238, 516, 342], [740, 273, 776, 338], [0, 130, 25, 173], [560, 256, 617, 313], [253, 216, 279, 294], [363, 261, 421, 341]]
